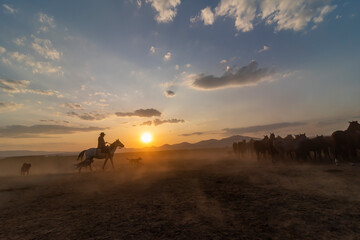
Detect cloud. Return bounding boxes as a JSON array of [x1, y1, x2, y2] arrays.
[[115, 108, 161, 117], [145, 0, 181, 23], [61, 103, 84, 110], [31, 36, 62, 60], [139, 118, 185, 126], [13, 37, 26, 46], [0, 78, 63, 97], [258, 45, 270, 53], [191, 6, 215, 25], [223, 122, 305, 135], [163, 51, 171, 61], [191, 61, 275, 90], [3, 4, 17, 14], [0, 102, 23, 113], [149, 46, 156, 54], [140, 120, 152, 126], [0, 46, 6, 55], [179, 131, 206, 137], [67, 111, 110, 121], [38, 13, 56, 32], [193, 0, 337, 32], [7, 51, 63, 74], [137, 0, 142, 8], [0, 124, 106, 138], [175, 64, 179, 70], [154, 118, 184, 126], [164, 90, 175, 97], [185, 63, 191, 68], [220, 59, 227, 64], [0, 79, 30, 92], [260, 0, 337, 31]]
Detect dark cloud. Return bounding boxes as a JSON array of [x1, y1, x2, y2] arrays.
[[0, 124, 106, 138], [67, 111, 109, 121], [140, 120, 152, 126], [164, 90, 175, 97], [179, 131, 206, 137], [223, 122, 305, 135], [40, 119, 70, 124], [115, 108, 161, 117], [61, 103, 83, 110], [192, 61, 275, 90], [153, 118, 184, 126]]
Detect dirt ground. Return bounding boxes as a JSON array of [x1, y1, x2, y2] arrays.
[[1, 149, 360, 239]]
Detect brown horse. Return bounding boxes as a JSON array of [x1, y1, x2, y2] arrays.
[[331, 121, 360, 162]]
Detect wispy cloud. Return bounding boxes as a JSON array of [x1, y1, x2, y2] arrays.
[[140, 120, 152, 126], [258, 45, 270, 53], [6, 50, 63, 75], [179, 131, 206, 137], [61, 103, 84, 110], [192, 0, 337, 32], [67, 111, 109, 121], [146, 0, 181, 23], [38, 13, 55, 32], [0, 78, 63, 98], [153, 118, 184, 126], [13, 37, 26, 46], [0, 124, 106, 138], [0, 102, 23, 113], [149, 46, 156, 54], [191, 61, 275, 90], [115, 108, 161, 117], [139, 118, 185, 126], [3, 4, 17, 14], [31, 36, 62, 60], [223, 122, 305, 135]]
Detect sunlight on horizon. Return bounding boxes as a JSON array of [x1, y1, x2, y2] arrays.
[[141, 132, 153, 144]]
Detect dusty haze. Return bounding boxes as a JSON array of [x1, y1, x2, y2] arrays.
[[1, 149, 360, 239]]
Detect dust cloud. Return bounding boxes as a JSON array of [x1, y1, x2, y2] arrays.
[[1, 149, 360, 239]]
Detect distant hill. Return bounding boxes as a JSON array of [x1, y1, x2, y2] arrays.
[[0, 135, 256, 157], [127, 135, 257, 152]]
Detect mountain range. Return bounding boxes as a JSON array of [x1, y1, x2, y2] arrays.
[[0, 135, 256, 157]]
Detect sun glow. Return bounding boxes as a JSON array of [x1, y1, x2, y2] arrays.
[[141, 132, 152, 143]]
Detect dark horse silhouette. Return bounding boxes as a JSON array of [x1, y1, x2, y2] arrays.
[[76, 139, 124, 172], [331, 121, 360, 162]]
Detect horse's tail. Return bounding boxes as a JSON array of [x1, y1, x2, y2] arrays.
[[77, 150, 86, 161]]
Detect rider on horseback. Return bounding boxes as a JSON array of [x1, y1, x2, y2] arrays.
[[98, 132, 110, 155]]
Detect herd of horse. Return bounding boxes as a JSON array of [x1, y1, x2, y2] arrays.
[[233, 121, 360, 164]]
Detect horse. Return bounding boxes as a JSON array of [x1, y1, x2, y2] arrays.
[[331, 121, 360, 162], [76, 139, 124, 172], [253, 136, 270, 160], [21, 163, 31, 176]]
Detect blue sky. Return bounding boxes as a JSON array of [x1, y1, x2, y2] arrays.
[[0, 0, 359, 151]]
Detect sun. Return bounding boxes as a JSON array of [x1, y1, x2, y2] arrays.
[[141, 132, 152, 143]]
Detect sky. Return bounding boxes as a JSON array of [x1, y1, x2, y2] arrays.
[[0, 0, 359, 151]]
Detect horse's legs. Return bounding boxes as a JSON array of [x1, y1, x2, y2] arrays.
[[103, 157, 108, 170], [110, 156, 114, 169]]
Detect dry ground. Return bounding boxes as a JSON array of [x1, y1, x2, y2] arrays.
[[1, 149, 360, 239]]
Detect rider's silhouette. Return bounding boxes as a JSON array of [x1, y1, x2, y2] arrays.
[[98, 132, 109, 154]]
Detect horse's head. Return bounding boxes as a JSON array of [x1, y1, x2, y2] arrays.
[[114, 139, 124, 148], [347, 121, 360, 132]]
